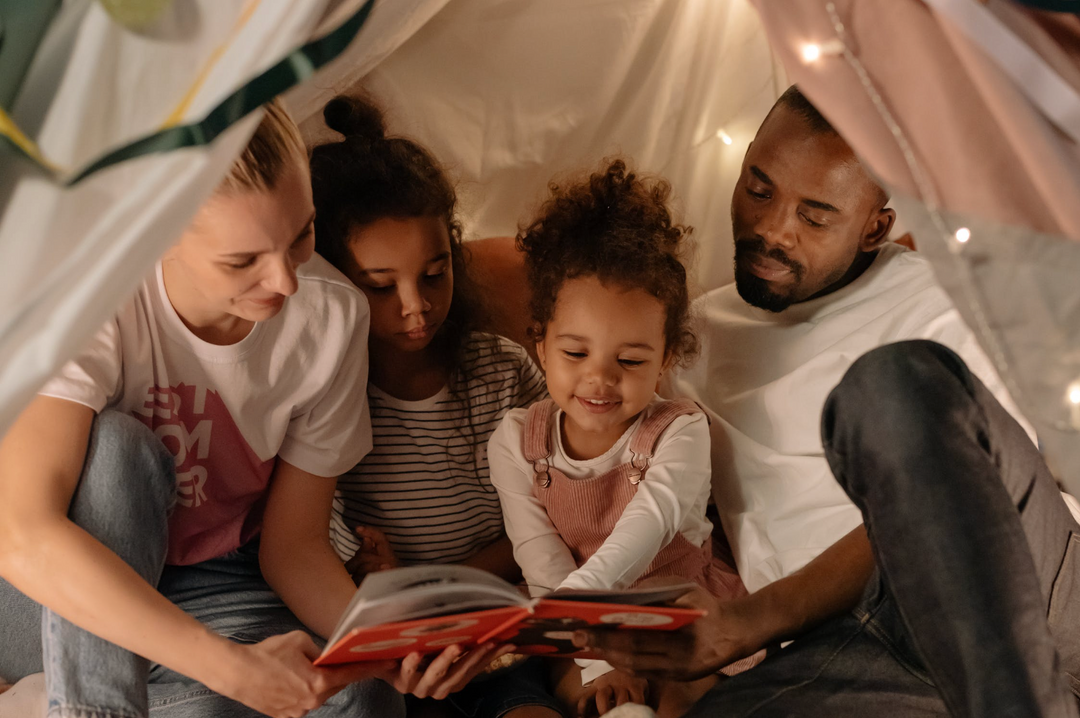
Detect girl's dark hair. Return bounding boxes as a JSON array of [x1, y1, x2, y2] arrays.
[[309, 95, 477, 379], [516, 158, 698, 366]]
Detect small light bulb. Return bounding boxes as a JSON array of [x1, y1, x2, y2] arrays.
[[1069, 386, 1080, 405], [955, 227, 971, 243], [800, 39, 845, 64], [716, 130, 733, 145]]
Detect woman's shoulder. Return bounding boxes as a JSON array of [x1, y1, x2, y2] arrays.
[[290, 253, 368, 323], [264, 254, 368, 356]]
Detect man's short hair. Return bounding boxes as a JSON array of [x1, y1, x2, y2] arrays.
[[765, 85, 889, 207], [774, 85, 836, 135]]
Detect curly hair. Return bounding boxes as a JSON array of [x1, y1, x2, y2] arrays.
[[308, 94, 478, 379], [516, 158, 698, 365]]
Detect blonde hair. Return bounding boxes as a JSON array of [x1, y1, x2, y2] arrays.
[[219, 99, 306, 194]]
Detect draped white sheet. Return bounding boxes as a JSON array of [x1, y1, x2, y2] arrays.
[[0, 0, 444, 436], [313, 0, 783, 293], [0, 0, 782, 437]]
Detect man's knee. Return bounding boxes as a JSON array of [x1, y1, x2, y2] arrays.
[[824, 341, 975, 433], [822, 341, 977, 493], [834, 340, 970, 409]]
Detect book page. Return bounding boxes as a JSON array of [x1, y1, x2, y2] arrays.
[[326, 565, 528, 647]]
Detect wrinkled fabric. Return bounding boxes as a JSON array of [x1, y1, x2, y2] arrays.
[[0, 0, 405, 438], [750, 0, 1080, 494]]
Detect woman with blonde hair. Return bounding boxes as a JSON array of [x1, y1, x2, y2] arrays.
[[0, 101, 502, 718]]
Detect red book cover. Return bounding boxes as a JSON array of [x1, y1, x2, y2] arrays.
[[315, 566, 703, 666]]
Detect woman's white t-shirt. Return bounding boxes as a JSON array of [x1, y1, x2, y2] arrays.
[[40, 254, 372, 566]]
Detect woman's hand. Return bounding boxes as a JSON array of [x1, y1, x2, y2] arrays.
[[384, 643, 517, 701], [577, 669, 649, 717], [205, 631, 393, 718], [346, 526, 399, 583]]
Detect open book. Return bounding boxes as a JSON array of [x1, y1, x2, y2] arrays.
[[315, 565, 703, 665]]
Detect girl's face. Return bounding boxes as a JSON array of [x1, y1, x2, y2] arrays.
[[537, 275, 671, 454], [166, 161, 315, 325], [345, 216, 454, 355]]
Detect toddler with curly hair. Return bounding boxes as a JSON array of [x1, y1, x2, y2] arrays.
[[488, 159, 752, 718]]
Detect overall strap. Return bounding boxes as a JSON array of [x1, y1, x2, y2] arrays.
[[522, 399, 557, 489], [625, 398, 704, 484]]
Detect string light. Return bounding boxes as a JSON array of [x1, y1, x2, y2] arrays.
[[1070, 385, 1080, 405], [954, 227, 971, 243], [800, 39, 844, 64], [716, 129, 733, 145]]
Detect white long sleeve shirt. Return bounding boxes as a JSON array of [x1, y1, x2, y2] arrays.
[[488, 397, 713, 597]]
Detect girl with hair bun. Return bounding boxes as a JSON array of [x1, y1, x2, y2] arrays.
[[488, 159, 754, 718], [309, 95, 560, 718]]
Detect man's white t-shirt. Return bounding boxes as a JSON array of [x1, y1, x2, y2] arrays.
[[41, 253, 372, 566], [672, 242, 1048, 593]]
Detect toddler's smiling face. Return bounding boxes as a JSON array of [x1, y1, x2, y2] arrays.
[[537, 275, 670, 460]]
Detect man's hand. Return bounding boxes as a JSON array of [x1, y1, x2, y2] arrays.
[[577, 669, 649, 717], [572, 587, 753, 682], [383, 643, 517, 700], [206, 631, 394, 718], [346, 526, 399, 583]]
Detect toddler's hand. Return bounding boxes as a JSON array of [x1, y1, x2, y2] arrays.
[[578, 669, 649, 717], [346, 526, 399, 583], [386, 643, 517, 700]]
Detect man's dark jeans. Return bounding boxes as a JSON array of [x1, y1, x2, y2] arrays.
[[687, 340, 1080, 718]]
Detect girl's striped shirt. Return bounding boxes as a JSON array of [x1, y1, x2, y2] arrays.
[[331, 332, 546, 564]]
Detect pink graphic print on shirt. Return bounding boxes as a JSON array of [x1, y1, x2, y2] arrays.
[[132, 383, 275, 565]]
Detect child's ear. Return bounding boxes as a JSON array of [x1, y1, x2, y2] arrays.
[[655, 350, 676, 392], [661, 349, 676, 375], [535, 337, 548, 372]]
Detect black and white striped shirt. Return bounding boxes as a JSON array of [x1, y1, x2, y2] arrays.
[[331, 333, 547, 565]]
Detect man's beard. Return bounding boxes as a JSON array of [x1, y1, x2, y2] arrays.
[[733, 238, 805, 313]]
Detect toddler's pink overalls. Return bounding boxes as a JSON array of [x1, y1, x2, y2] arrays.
[[522, 398, 761, 674]]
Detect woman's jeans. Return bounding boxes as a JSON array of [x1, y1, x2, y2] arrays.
[[0, 411, 404, 718], [687, 340, 1080, 718]]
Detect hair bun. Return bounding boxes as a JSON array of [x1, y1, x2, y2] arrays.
[[323, 95, 387, 141]]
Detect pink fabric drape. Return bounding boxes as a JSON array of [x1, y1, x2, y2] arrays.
[[750, 0, 1080, 489]]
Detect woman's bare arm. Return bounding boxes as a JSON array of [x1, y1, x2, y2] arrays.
[[0, 397, 239, 687], [0, 397, 378, 717]]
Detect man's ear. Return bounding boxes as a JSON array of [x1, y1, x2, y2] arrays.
[[860, 207, 896, 252]]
